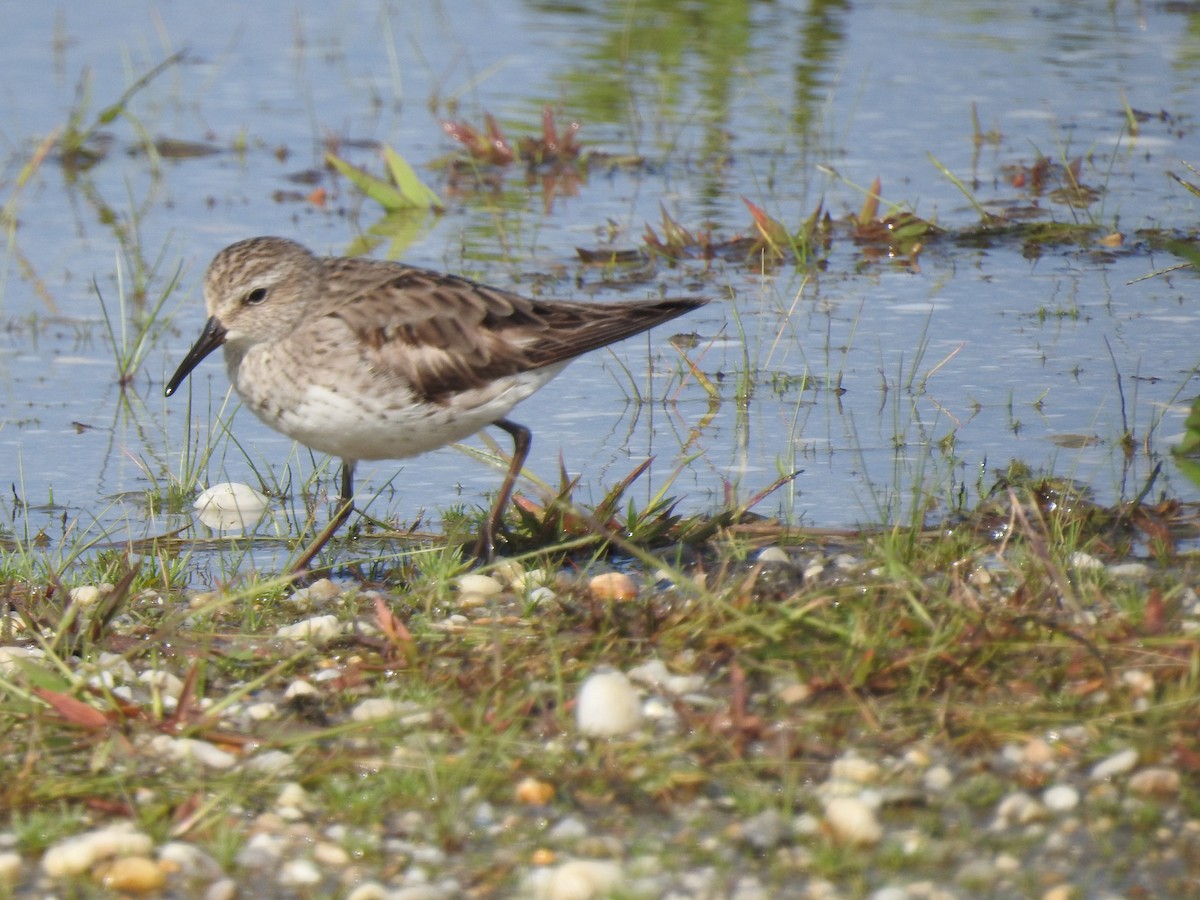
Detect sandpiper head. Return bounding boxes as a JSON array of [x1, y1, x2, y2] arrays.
[[165, 236, 324, 397]]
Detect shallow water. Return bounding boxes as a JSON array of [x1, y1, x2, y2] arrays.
[[1, 1, 1197, 575]]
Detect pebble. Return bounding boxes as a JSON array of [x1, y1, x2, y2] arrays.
[[1090, 748, 1138, 781], [41, 826, 153, 877], [757, 546, 790, 564], [1042, 784, 1080, 812], [194, 482, 270, 530], [1069, 551, 1104, 571], [923, 765, 954, 792], [0, 852, 19, 885], [588, 572, 638, 602], [576, 670, 642, 736], [739, 809, 788, 850], [1107, 562, 1149, 579], [526, 859, 624, 900], [1128, 767, 1181, 797], [516, 777, 556, 805], [278, 858, 322, 885], [456, 573, 503, 597], [823, 797, 883, 846], [830, 755, 881, 784], [98, 855, 167, 892], [147, 735, 238, 769], [287, 578, 342, 608], [276, 614, 341, 645], [994, 791, 1047, 827], [351, 698, 430, 725]]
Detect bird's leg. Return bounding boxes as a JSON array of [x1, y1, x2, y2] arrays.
[[290, 461, 357, 574], [473, 418, 531, 562]]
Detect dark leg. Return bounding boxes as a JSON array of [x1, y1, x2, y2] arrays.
[[290, 460, 357, 574], [473, 418, 531, 562]]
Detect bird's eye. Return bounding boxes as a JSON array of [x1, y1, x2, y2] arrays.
[[244, 287, 268, 305]]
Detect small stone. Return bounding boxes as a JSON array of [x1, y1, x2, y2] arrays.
[[98, 856, 167, 893], [1042, 784, 1080, 812], [757, 546, 789, 564], [69, 584, 105, 606], [1128, 767, 1181, 797], [576, 670, 642, 737], [588, 572, 638, 602], [1023, 737, 1057, 766], [456, 573, 503, 597], [279, 858, 322, 885], [994, 791, 1046, 827], [1121, 669, 1154, 696], [352, 697, 421, 723], [147, 735, 237, 770], [516, 777, 556, 805], [923, 765, 953, 792], [775, 681, 812, 705], [740, 809, 788, 850], [1069, 551, 1104, 571], [346, 883, 390, 900], [0, 852, 21, 886], [194, 482, 270, 530], [830, 755, 881, 784], [1042, 885, 1077, 900], [823, 797, 883, 846], [276, 614, 340, 645], [205, 877, 238, 900], [1090, 748, 1138, 781], [313, 841, 350, 866], [526, 859, 623, 900], [1107, 562, 1149, 579], [42, 826, 153, 877], [158, 842, 223, 880], [547, 816, 588, 843]]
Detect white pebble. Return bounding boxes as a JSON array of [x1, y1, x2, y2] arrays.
[[147, 735, 237, 770], [0, 852, 20, 885], [830, 755, 881, 784], [527, 859, 623, 900], [41, 826, 153, 877], [993, 791, 1046, 827], [194, 482, 270, 530], [1107, 562, 1149, 579], [757, 546, 789, 564], [345, 884, 390, 900], [352, 697, 410, 723], [923, 765, 954, 792], [823, 797, 883, 846], [456, 573, 503, 596], [1090, 747, 1138, 781], [276, 615, 341, 645], [1069, 551, 1104, 570], [1042, 784, 1080, 812], [576, 670, 642, 737], [205, 878, 238, 900], [279, 858, 322, 885]]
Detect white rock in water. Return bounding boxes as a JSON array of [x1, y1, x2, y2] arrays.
[[576, 670, 642, 737], [823, 797, 883, 846], [194, 482, 270, 530]]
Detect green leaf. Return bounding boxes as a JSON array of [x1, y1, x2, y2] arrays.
[[383, 146, 443, 211]]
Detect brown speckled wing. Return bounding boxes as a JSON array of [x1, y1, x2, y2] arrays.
[[317, 259, 707, 403]]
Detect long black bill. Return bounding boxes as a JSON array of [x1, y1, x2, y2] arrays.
[[164, 316, 228, 397]]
